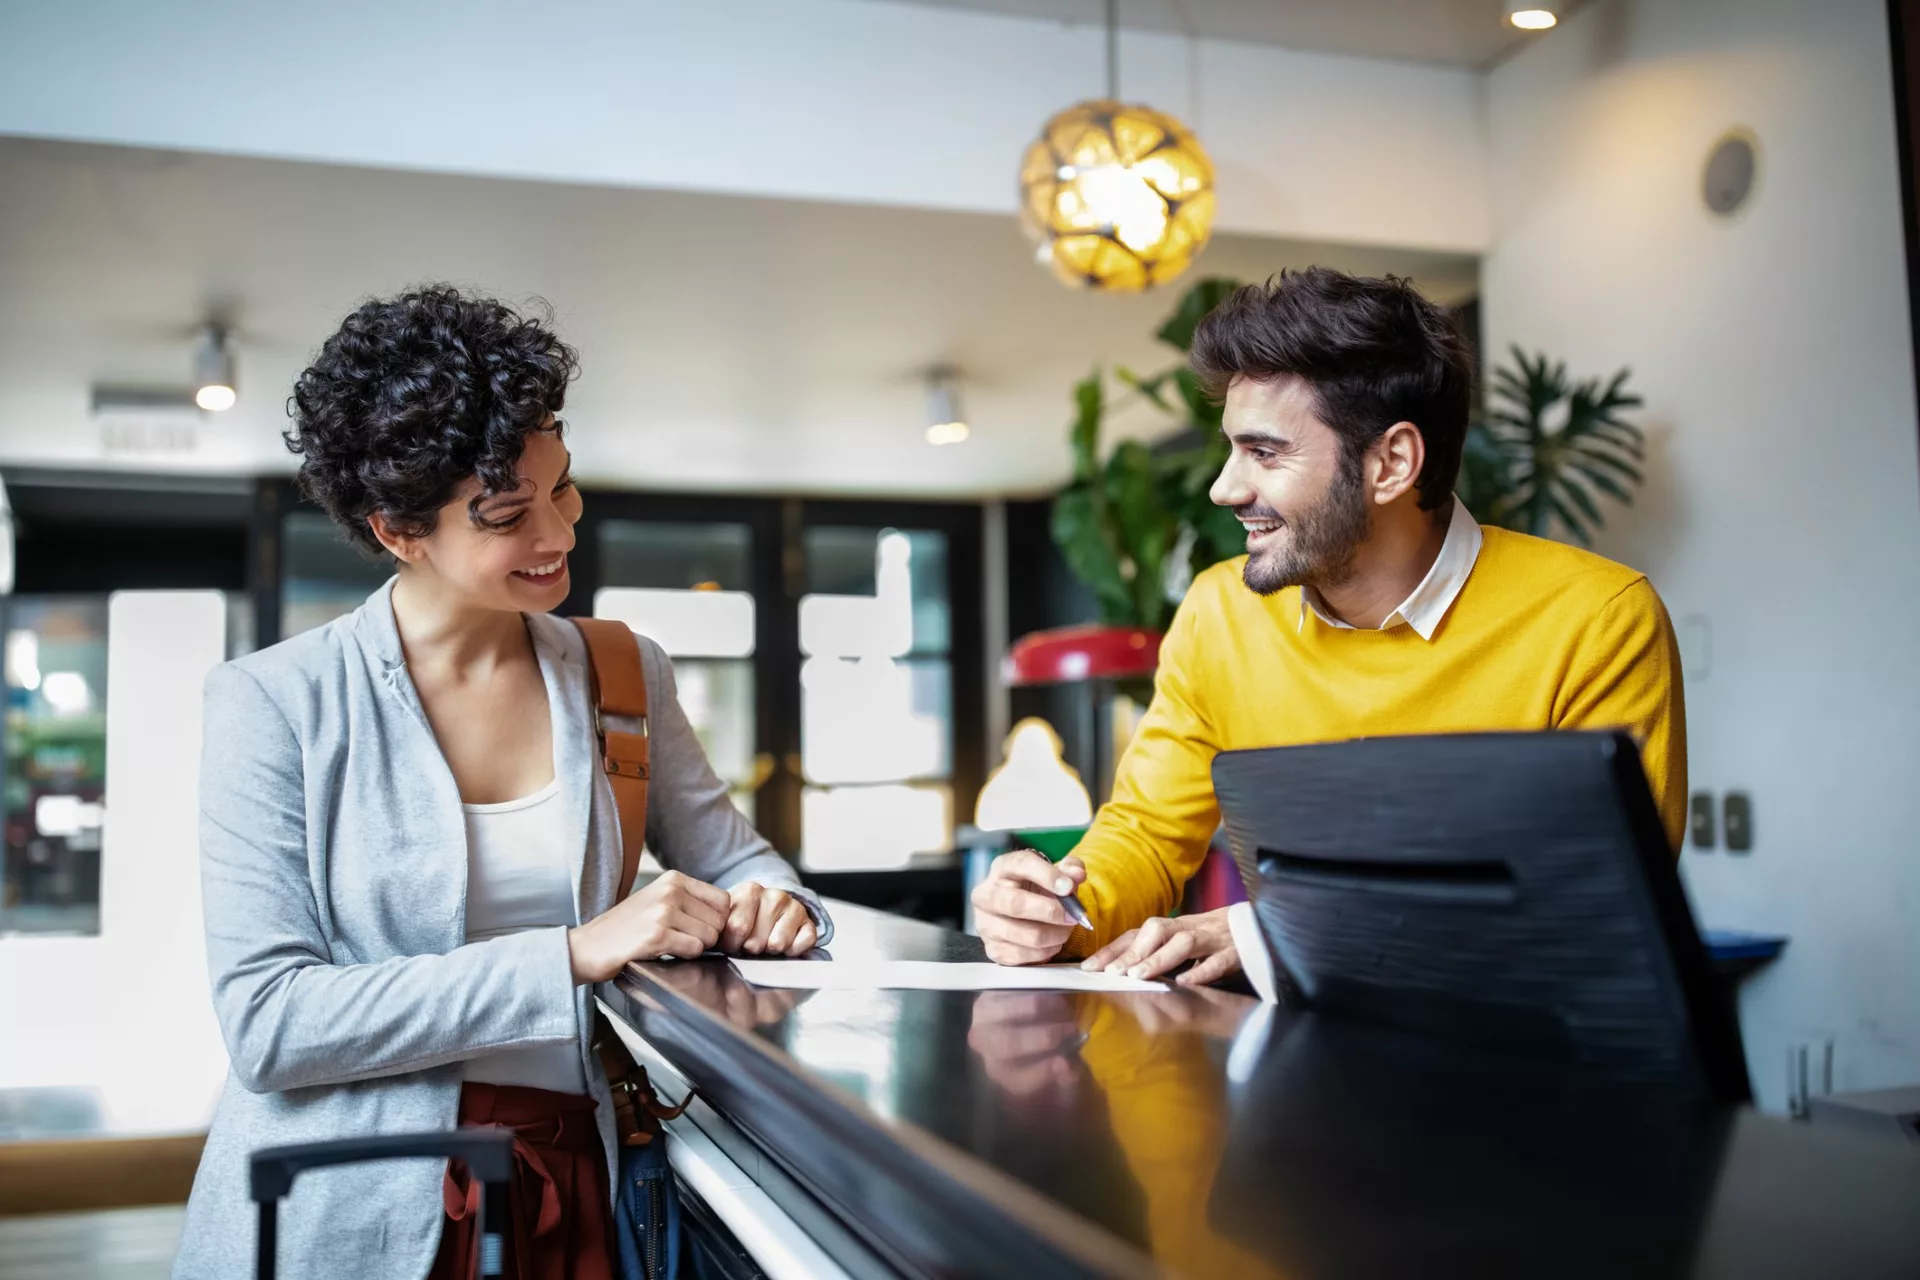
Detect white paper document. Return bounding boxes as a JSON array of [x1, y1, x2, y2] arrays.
[[728, 959, 1169, 993]]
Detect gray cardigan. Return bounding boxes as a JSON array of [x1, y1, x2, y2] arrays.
[[173, 579, 828, 1280]]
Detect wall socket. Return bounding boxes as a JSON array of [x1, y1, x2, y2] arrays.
[[1689, 792, 1716, 849], [1724, 792, 1754, 852], [1787, 1038, 1835, 1118]]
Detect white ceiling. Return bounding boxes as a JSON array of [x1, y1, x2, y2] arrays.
[[876, 0, 1544, 68], [0, 137, 1478, 497]]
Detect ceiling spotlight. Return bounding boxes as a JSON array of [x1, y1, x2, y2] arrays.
[[192, 326, 236, 412], [927, 422, 971, 446], [925, 367, 970, 446], [1505, 2, 1558, 29]]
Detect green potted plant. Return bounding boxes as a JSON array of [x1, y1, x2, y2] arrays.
[[1033, 278, 1247, 706], [1458, 346, 1647, 544]]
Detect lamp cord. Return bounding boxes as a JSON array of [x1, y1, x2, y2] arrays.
[[1106, 0, 1118, 101]]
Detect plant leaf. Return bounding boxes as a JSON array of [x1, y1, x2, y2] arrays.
[[1573, 463, 1637, 506], [1069, 369, 1105, 485], [1115, 366, 1177, 414], [1556, 472, 1606, 528], [1568, 444, 1644, 485], [1051, 485, 1133, 623], [1173, 368, 1223, 431], [1154, 277, 1246, 352], [1543, 489, 1594, 545], [1106, 441, 1178, 630]]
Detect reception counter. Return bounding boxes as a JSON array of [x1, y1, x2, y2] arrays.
[[597, 902, 1920, 1279]]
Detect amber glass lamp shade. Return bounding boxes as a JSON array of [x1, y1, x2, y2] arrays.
[[1018, 99, 1216, 292]]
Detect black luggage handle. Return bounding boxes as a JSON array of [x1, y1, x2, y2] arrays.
[[250, 1129, 515, 1279]]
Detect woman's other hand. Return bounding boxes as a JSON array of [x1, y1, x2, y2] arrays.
[[719, 882, 818, 957], [568, 870, 731, 983]]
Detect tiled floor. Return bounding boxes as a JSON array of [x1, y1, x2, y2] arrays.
[[0, 1206, 182, 1280]]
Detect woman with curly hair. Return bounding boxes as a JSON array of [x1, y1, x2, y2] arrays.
[[172, 288, 830, 1279]]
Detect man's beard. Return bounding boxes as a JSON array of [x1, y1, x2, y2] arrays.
[[1241, 457, 1370, 597]]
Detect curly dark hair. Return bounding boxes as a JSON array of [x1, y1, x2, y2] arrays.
[[286, 286, 580, 554], [1190, 267, 1472, 513]]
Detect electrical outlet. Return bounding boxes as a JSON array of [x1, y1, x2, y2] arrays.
[[1724, 792, 1753, 852], [1786, 1038, 1835, 1118], [1689, 792, 1716, 849]]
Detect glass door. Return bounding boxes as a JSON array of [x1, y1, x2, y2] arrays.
[[793, 502, 983, 871]]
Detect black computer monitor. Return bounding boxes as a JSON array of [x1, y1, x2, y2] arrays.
[[1211, 731, 1750, 1102]]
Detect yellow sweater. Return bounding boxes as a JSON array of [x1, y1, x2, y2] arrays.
[[1070, 525, 1688, 953]]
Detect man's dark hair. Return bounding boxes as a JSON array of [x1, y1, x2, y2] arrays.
[[1190, 267, 1472, 512], [286, 285, 580, 554]]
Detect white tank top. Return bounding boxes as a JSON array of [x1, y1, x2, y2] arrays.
[[461, 778, 587, 1094]]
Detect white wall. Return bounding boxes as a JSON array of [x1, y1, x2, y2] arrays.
[[1483, 0, 1920, 1109], [0, 0, 1490, 253]]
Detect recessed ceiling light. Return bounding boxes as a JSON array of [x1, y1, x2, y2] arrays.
[[925, 367, 969, 446], [1506, 3, 1558, 30], [192, 326, 236, 412]]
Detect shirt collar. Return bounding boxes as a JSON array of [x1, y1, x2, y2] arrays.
[[1299, 494, 1483, 641]]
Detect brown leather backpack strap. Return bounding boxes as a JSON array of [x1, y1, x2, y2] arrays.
[[570, 617, 650, 901]]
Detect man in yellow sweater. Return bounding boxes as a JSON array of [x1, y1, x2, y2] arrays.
[[972, 267, 1686, 982]]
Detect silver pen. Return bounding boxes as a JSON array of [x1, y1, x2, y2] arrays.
[[1056, 888, 1092, 930]]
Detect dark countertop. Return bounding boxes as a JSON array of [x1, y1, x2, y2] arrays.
[[600, 903, 1920, 1280]]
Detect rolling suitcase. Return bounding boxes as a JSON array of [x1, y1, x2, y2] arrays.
[[249, 1129, 516, 1279]]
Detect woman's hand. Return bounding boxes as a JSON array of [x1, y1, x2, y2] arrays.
[[1081, 908, 1240, 986], [719, 882, 818, 957], [567, 870, 731, 983], [649, 960, 810, 1029]]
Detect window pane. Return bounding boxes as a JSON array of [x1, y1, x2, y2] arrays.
[[666, 658, 756, 789], [596, 520, 759, 823], [282, 511, 390, 638], [600, 520, 751, 591], [226, 592, 257, 659], [803, 528, 949, 657], [0, 597, 108, 936]]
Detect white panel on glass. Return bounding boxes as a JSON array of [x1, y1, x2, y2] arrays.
[[801, 784, 952, 870], [798, 532, 915, 659], [98, 591, 229, 1132], [595, 587, 756, 659], [798, 594, 912, 660], [800, 656, 944, 784]]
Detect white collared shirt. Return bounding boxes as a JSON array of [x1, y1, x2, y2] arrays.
[[1299, 494, 1483, 641]]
